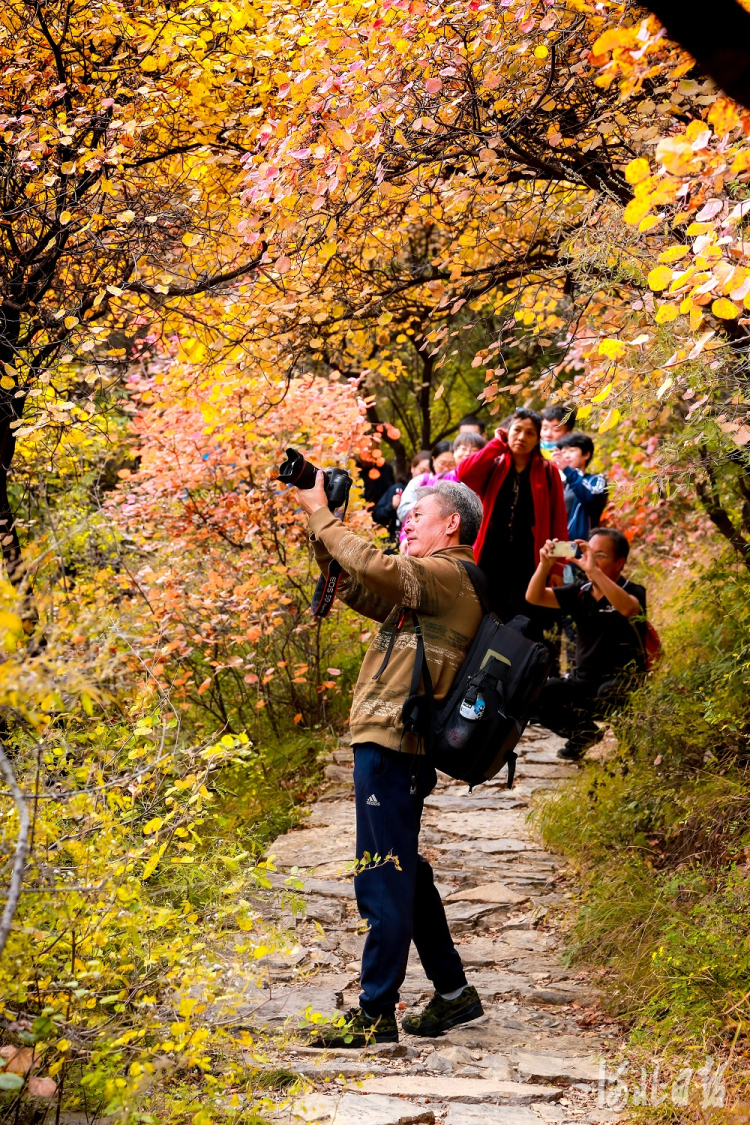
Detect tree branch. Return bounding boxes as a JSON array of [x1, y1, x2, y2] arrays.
[[0, 741, 29, 960]]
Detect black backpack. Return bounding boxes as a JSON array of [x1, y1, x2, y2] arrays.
[[399, 561, 552, 789]]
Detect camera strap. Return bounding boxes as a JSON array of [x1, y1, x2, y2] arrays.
[[311, 560, 343, 618]]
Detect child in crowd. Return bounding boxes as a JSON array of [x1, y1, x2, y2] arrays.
[[397, 433, 486, 551], [551, 432, 608, 541], [540, 405, 576, 458]]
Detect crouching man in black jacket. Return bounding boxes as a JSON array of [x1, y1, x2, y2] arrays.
[[526, 528, 647, 760]]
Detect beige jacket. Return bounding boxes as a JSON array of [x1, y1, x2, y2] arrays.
[[308, 508, 483, 753]]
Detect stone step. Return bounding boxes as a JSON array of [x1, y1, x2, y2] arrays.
[[358, 1075, 563, 1104]]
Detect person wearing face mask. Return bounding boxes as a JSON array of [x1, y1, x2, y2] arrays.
[[551, 432, 609, 544], [540, 405, 576, 459], [457, 409, 567, 638]]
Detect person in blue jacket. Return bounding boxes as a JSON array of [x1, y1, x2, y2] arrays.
[[551, 432, 608, 541]]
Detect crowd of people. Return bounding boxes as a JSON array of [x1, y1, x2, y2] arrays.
[[364, 405, 648, 762]]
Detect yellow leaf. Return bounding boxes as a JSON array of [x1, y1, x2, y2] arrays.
[[0, 376, 13, 390], [655, 304, 679, 324], [576, 404, 592, 420], [712, 297, 739, 319], [598, 338, 627, 360], [64, 316, 79, 330], [60, 210, 72, 224], [591, 382, 612, 403], [647, 266, 673, 292], [318, 240, 337, 261], [434, 383, 445, 400], [143, 855, 163, 882], [690, 307, 703, 331], [534, 45, 548, 59], [708, 97, 740, 135], [599, 407, 621, 433], [182, 232, 201, 248], [0, 612, 22, 635], [625, 158, 650, 185], [178, 996, 199, 1018], [658, 245, 689, 264], [623, 198, 651, 227], [638, 215, 663, 233], [329, 127, 354, 152], [118, 209, 135, 224], [143, 817, 163, 835]]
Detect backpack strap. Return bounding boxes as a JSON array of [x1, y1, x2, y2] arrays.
[[457, 559, 491, 612], [398, 611, 435, 756], [372, 607, 408, 681]]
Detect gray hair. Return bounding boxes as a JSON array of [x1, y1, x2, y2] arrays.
[[414, 481, 483, 545]]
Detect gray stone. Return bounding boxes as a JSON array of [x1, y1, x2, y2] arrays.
[[444, 1107, 547, 1125], [291, 1059, 389, 1079], [515, 1050, 604, 1084], [528, 985, 593, 1005], [290, 1092, 434, 1124], [445, 883, 528, 906], [325, 763, 354, 784], [236, 985, 342, 1025], [435, 838, 538, 854], [457, 940, 519, 966], [464, 970, 532, 996], [425, 794, 528, 811], [502, 930, 556, 952], [515, 764, 579, 779], [303, 899, 345, 926], [426, 811, 530, 838], [303, 878, 356, 899], [268, 827, 354, 869], [360, 1077, 562, 1103], [444, 901, 508, 924], [530, 1106, 567, 1122]]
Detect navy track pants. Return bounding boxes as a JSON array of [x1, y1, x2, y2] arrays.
[[352, 742, 467, 1016]]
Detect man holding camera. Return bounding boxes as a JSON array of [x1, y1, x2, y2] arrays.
[[526, 528, 647, 760], [294, 471, 486, 1047]]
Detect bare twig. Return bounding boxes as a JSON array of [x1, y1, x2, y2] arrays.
[[0, 741, 29, 959]]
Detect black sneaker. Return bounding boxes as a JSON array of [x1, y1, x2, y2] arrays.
[[308, 1006, 398, 1048], [557, 739, 587, 761], [401, 986, 483, 1038]]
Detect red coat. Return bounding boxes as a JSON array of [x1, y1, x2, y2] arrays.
[[457, 431, 568, 565]]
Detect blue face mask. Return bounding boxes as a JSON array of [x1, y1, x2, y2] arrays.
[[540, 440, 558, 452]]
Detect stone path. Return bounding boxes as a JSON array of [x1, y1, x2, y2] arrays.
[[242, 728, 624, 1125]]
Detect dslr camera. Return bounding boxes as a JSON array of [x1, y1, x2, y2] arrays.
[[276, 448, 352, 513]]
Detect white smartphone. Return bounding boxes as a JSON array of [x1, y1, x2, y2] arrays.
[[549, 541, 577, 558]]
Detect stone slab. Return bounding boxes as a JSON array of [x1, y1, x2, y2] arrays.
[[502, 930, 557, 952], [237, 986, 341, 1024], [445, 883, 528, 905], [457, 940, 519, 966], [515, 1050, 604, 1084], [434, 839, 539, 854], [269, 827, 354, 869], [290, 1092, 434, 1124], [359, 1077, 562, 1104], [444, 1106, 547, 1125]]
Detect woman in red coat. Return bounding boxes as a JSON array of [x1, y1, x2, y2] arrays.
[[457, 408, 568, 638]]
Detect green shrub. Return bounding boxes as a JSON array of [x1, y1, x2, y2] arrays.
[[534, 554, 750, 1050]]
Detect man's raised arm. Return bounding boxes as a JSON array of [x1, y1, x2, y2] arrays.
[[526, 540, 562, 609]]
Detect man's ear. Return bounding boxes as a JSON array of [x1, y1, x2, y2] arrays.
[[446, 511, 461, 536]]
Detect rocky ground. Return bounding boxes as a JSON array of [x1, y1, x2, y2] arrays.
[[238, 728, 625, 1125]]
